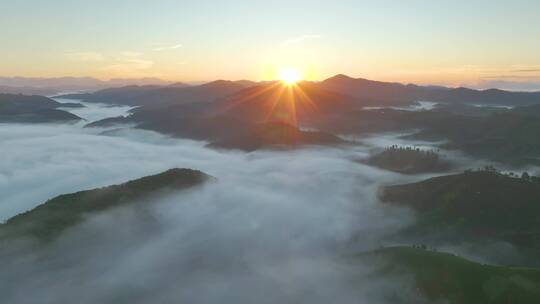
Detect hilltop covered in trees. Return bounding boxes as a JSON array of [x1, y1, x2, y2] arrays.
[[366, 145, 452, 174], [0, 169, 212, 242]]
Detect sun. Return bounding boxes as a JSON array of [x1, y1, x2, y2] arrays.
[[279, 68, 303, 85]]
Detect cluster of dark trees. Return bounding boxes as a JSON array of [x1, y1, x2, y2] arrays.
[[464, 166, 540, 183], [367, 145, 450, 174], [411, 244, 438, 251], [384, 145, 442, 161]]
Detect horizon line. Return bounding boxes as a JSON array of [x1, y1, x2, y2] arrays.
[[1, 74, 540, 92]]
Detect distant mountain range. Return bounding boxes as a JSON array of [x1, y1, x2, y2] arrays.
[[6, 75, 540, 162], [51, 74, 540, 109], [0, 85, 60, 96], [0, 76, 177, 95], [320, 74, 540, 106], [61, 76, 540, 158], [4, 74, 540, 104], [57, 80, 258, 106]]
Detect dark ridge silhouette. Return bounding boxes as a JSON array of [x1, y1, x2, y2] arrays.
[[54, 75, 540, 109], [0, 109, 82, 123], [57, 80, 258, 107], [167, 81, 190, 88], [84, 116, 131, 128], [320, 74, 443, 105], [0, 85, 59, 96], [56, 85, 162, 105], [1, 93, 66, 110], [320, 74, 540, 106], [141, 80, 259, 107], [0, 93, 83, 123], [0, 76, 172, 92]]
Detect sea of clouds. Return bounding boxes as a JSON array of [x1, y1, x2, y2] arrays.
[[0, 100, 512, 303]]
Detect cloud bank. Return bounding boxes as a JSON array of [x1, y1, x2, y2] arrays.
[[0, 101, 424, 303]]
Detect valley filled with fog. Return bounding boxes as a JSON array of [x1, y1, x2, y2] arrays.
[[4, 2, 540, 302], [0, 100, 465, 303], [3, 81, 540, 303], [1, 98, 464, 222]]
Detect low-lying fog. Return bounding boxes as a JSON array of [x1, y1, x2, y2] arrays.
[[0, 100, 522, 303], [362, 101, 438, 111], [1, 99, 458, 222], [56, 98, 136, 122]]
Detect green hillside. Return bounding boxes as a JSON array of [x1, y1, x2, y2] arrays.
[[381, 170, 540, 257], [0, 168, 212, 242], [358, 246, 540, 304]]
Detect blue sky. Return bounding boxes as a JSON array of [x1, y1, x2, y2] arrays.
[[1, 0, 540, 87]]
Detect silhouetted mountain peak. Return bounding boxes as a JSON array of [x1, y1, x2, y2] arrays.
[[168, 82, 190, 88], [201, 80, 257, 89], [218, 81, 357, 124], [202, 80, 232, 87], [324, 74, 355, 82]]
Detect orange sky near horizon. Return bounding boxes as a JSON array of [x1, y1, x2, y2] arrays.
[[1, 1, 540, 90]]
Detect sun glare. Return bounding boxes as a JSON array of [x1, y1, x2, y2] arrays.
[[279, 68, 302, 85]]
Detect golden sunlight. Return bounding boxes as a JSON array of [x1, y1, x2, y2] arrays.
[[278, 68, 303, 85]]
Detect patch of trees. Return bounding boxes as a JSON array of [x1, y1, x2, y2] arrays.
[[464, 166, 540, 183], [367, 145, 451, 174]]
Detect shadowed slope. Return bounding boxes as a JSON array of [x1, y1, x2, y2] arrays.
[[86, 82, 350, 151], [219, 81, 358, 125], [208, 121, 345, 151]]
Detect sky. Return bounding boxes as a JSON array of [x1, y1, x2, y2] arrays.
[[1, 0, 540, 87]]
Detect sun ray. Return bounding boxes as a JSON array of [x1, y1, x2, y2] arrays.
[[286, 85, 298, 127], [264, 84, 287, 123], [219, 67, 325, 128], [292, 83, 319, 112], [222, 81, 281, 111]]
